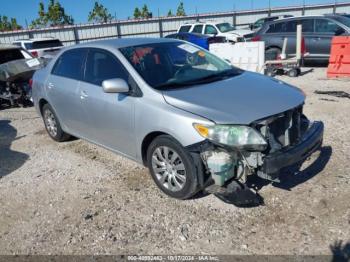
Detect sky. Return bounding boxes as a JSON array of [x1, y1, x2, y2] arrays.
[[0, 0, 340, 27]]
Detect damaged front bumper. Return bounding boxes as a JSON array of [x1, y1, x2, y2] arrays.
[[189, 120, 324, 188], [260, 121, 324, 176]]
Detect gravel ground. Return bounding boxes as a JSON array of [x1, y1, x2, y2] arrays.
[[0, 67, 349, 255]]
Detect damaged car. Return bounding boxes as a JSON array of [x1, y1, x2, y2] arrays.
[[32, 38, 324, 200], [0, 45, 45, 107]]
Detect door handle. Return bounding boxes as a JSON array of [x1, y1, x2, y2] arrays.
[[48, 82, 54, 89], [80, 90, 88, 99], [312, 37, 321, 41]]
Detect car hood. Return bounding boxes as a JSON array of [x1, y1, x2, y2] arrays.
[[162, 71, 305, 125], [227, 29, 254, 36]]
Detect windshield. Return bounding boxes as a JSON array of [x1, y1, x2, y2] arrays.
[[333, 16, 350, 28], [216, 23, 236, 33], [119, 42, 242, 90]]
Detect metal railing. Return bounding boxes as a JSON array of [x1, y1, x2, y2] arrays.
[[0, 1, 350, 46]]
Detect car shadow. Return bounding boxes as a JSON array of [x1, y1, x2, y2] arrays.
[[299, 68, 314, 76], [247, 146, 332, 192], [0, 120, 29, 178], [330, 240, 350, 262]]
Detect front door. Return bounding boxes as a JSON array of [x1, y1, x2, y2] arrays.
[[79, 48, 136, 157], [314, 18, 345, 59]]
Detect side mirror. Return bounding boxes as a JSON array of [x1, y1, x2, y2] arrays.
[[250, 24, 253, 30], [335, 27, 345, 36], [102, 78, 129, 93]]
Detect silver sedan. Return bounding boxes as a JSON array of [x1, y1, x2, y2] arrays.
[[32, 38, 323, 200]]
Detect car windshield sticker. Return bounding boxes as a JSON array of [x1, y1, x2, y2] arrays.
[[178, 43, 200, 54], [26, 58, 41, 68]]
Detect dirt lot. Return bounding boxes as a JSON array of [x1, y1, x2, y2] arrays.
[[0, 67, 349, 255]]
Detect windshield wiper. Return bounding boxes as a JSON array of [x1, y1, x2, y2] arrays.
[[155, 69, 242, 90]]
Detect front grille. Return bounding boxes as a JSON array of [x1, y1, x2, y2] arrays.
[[255, 106, 307, 153]]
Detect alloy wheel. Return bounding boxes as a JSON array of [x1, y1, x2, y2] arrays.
[[151, 146, 187, 192], [44, 109, 58, 137]]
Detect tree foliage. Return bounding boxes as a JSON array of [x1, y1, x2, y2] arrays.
[[30, 0, 74, 29], [176, 2, 186, 16], [133, 7, 141, 19], [0, 15, 22, 31], [133, 4, 152, 19], [167, 9, 173, 17], [88, 1, 113, 23]]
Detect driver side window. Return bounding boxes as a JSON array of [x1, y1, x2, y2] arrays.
[[315, 19, 342, 34], [205, 25, 218, 34], [84, 49, 129, 86]]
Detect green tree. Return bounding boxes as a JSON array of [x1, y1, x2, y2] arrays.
[[176, 2, 186, 16], [141, 4, 152, 18], [30, 0, 74, 29], [88, 1, 113, 23], [133, 7, 141, 19], [167, 9, 173, 17], [0, 15, 22, 31]]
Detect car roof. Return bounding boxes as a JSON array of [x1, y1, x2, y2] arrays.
[[13, 38, 60, 43], [0, 44, 21, 50], [180, 21, 222, 26], [167, 32, 210, 38], [67, 37, 180, 50]]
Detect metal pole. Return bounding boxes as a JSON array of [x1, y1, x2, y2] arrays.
[[268, 0, 271, 17], [333, 0, 337, 14], [302, 0, 305, 16]]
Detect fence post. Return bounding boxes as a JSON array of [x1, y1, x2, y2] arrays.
[[116, 22, 121, 38], [159, 18, 163, 37], [73, 26, 79, 44], [28, 30, 34, 39]]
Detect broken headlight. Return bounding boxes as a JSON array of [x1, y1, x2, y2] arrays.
[[193, 124, 267, 151]]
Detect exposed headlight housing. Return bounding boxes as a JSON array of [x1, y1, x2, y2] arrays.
[[193, 124, 267, 151]]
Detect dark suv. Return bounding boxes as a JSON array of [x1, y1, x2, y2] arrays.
[[252, 15, 350, 61]]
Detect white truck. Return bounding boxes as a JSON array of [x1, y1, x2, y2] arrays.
[[177, 22, 253, 43]]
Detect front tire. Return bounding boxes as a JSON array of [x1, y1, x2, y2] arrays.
[[42, 103, 70, 142], [146, 135, 198, 199]]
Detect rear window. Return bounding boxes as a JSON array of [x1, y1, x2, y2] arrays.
[[52, 48, 87, 80], [179, 25, 191, 33], [267, 22, 286, 33], [192, 25, 203, 33], [0, 49, 26, 64], [28, 40, 63, 50]]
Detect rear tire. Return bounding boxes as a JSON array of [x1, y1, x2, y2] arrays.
[[288, 69, 298, 77], [42, 103, 70, 142], [146, 135, 198, 199]]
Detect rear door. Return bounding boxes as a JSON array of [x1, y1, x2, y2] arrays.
[[79, 48, 136, 157], [46, 48, 88, 135], [299, 18, 315, 57]]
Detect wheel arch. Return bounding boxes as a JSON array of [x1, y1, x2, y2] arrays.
[[38, 98, 49, 116], [141, 131, 169, 166]]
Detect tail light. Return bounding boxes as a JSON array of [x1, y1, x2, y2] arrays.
[[251, 35, 261, 42], [29, 79, 33, 88], [31, 51, 38, 57]]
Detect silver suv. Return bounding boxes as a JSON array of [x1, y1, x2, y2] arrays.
[[32, 38, 324, 200]]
